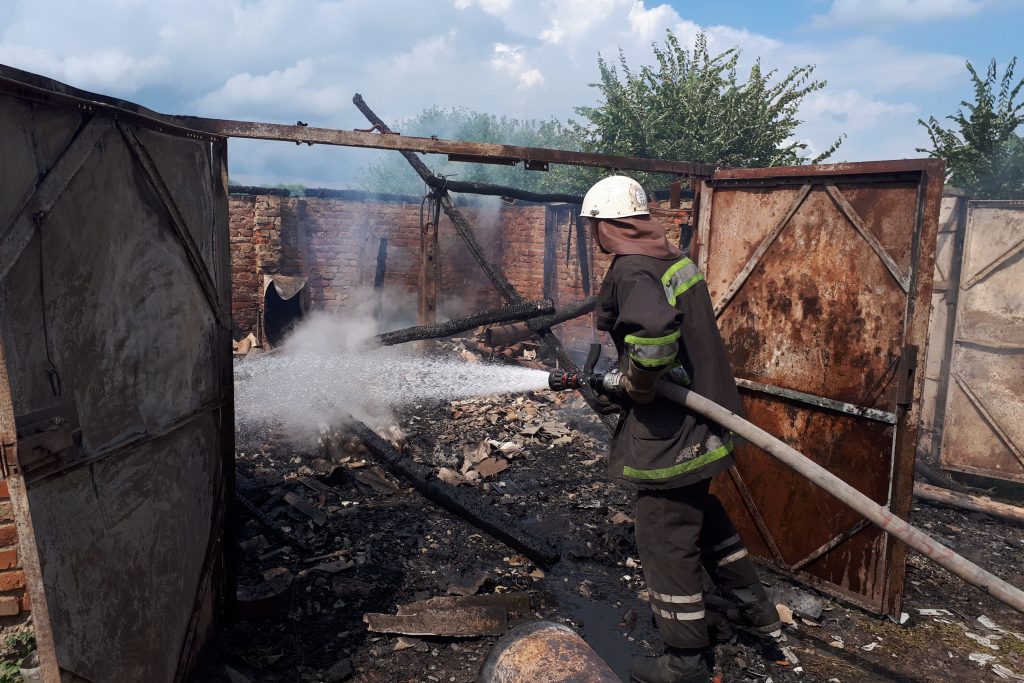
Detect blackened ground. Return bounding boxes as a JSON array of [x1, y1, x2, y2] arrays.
[[206, 389, 1024, 683]]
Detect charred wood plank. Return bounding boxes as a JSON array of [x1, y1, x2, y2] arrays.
[[364, 606, 507, 637], [235, 486, 310, 551], [397, 593, 531, 616], [283, 491, 327, 526], [348, 420, 560, 569], [914, 482, 1024, 527]]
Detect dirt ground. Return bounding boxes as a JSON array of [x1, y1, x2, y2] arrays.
[[206, 355, 1024, 683]]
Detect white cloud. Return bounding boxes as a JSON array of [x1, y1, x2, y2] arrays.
[[387, 34, 455, 75], [809, 0, 987, 29], [193, 60, 350, 119], [490, 43, 545, 88], [0, 44, 167, 93], [538, 0, 619, 45], [800, 90, 918, 130], [455, 0, 514, 13], [627, 2, 677, 41], [0, 0, 984, 183]]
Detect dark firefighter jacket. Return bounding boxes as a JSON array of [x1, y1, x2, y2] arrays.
[[596, 253, 742, 490]]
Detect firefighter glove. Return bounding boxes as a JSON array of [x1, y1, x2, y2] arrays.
[[622, 357, 666, 404]]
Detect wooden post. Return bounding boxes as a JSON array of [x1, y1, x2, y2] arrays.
[[418, 208, 440, 350]]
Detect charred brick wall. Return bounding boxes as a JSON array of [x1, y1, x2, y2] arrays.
[[229, 190, 690, 356], [229, 191, 508, 337]]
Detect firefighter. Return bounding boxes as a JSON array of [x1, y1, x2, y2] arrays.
[[581, 175, 781, 683]]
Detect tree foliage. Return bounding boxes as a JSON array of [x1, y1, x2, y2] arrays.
[[918, 58, 1024, 199], [567, 31, 842, 189], [360, 107, 580, 195]]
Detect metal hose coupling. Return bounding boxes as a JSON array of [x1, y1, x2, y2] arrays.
[[547, 370, 623, 395]]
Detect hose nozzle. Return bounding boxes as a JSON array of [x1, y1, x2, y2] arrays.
[[547, 370, 623, 395], [548, 371, 587, 392]]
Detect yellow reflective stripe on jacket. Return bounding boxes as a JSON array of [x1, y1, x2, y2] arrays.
[[622, 440, 733, 481], [661, 258, 704, 306], [624, 331, 680, 368]]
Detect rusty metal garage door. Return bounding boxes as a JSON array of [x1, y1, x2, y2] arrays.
[[939, 200, 1024, 483], [0, 67, 233, 681], [697, 160, 944, 616]]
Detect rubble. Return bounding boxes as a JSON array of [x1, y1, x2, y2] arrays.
[[235, 568, 294, 620], [217, 344, 1024, 682]]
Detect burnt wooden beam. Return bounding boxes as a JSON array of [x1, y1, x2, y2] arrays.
[[429, 177, 582, 205], [175, 106, 713, 177], [377, 300, 555, 347], [349, 420, 560, 569], [418, 197, 441, 339], [486, 296, 598, 347]]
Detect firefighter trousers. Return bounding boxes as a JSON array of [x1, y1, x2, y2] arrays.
[[634, 478, 763, 649]]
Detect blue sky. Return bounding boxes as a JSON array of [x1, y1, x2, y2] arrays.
[[1, 0, 1021, 187]]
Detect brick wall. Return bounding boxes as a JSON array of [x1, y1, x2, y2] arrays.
[[0, 480, 27, 617], [230, 190, 509, 337], [229, 189, 691, 357]]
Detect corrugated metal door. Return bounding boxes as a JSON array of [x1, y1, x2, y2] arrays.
[[0, 67, 233, 681], [939, 200, 1024, 483], [697, 161, 944, 616]]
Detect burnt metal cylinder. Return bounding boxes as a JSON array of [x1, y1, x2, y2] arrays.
[[478, 622, 618, 683], [485, 322, 532, 348]]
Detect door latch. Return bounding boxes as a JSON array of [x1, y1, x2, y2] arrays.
[[896, 345, 919, 407]]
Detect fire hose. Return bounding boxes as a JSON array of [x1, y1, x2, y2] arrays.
[[547, 367, 1024, 615]]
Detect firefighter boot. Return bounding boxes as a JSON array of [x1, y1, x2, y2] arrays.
[[630, 648, 710, 683], [725, 584, 783, 638]]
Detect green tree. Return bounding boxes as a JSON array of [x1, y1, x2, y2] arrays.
[[918, 58, 1024, 199], [362, 31, 841, 197], [567, 31, 842, 189], [361, 107, 581, 195]]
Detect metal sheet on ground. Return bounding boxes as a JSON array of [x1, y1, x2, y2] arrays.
[[939, 200, 1024, 483], [0, 68, 232, 682], [700, 161, 943, 616]]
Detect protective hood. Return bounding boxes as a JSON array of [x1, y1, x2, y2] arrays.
[[594, 215, 682, 259]]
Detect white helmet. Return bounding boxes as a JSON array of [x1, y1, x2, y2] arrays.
[[581, 175, 649, 219]]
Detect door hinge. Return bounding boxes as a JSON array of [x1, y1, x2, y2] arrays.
[[896, 345, 919, 407], [13, 401, 83, 482]]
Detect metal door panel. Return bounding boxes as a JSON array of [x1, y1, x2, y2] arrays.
[[0, 67, 231, 682], [710, 185, 907, 409], [939, 200, 1024, 482], [918, 194, 966, 465], [0, 95, 82, 227], [132, 127, 219, 276], [701, 160, 943, 616]]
